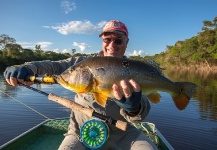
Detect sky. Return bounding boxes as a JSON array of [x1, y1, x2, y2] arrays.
[[1, 0, 217, 57]]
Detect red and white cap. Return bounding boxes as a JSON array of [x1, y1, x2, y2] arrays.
[[99, 20, 128, 37]]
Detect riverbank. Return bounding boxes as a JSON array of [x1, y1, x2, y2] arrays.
[[161, 62, 217, 73], [1, 62, 217, 75]]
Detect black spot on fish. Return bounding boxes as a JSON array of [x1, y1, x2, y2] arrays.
[[122, 60, 131, 76], [150, 68, 156, 74], [122, 60, 130, 68], [69, 68, 74, 73]]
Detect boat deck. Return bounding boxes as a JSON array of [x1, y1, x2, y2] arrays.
[[2, 118, 69, 150]]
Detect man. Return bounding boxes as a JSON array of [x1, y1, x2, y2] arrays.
[[4, 20, 157, 150]]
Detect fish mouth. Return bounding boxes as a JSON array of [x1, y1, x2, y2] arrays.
[[56, 75, 93, 94], [55, 75, 71, 90]]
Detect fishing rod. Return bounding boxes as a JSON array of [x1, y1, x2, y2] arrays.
[[19, 76, 127, 131]]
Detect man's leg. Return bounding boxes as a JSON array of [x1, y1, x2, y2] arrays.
[[130, 133, 158, 150], [58, 134, 87, 150]]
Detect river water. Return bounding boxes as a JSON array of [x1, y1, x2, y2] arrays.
[[0, 69, 217, 150]]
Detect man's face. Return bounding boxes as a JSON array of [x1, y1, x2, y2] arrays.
[[101, 33, 128, 58]]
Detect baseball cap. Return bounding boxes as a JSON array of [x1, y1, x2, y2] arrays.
[[99, 20, 128, 37]]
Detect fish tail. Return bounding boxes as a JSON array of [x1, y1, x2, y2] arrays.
[[172, 82, 197, 110]]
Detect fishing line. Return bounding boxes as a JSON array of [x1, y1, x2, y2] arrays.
[[0, 86, 68, 132], [0, 88, 49, 119]]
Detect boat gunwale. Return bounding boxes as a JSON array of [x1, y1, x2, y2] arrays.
[[156, 129, 174, 150]]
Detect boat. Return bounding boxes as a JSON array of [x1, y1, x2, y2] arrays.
[[0, 117, 174, 150]]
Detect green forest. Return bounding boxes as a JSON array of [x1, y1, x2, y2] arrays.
[[1, 16, 217, 69], [142, 16, 217, 69]]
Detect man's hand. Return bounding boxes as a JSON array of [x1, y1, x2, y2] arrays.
[[4, 66, 34, 86], [112, 79, 142, 113]]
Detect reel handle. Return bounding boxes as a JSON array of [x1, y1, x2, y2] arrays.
[[48, 93, 127, 131]]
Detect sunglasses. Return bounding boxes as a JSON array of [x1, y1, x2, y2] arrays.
[[102, 38, 125, 45]]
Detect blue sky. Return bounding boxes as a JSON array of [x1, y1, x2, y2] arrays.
[[1, 0, 217, 57]]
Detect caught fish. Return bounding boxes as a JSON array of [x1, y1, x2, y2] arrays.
[[56, 57, 197, 110]]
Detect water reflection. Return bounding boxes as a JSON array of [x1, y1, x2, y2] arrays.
[[0, 69, 217, 149], [0, 77, 18, 100], [163, 69, 217, 122]]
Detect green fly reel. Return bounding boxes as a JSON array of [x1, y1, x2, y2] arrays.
[[80, 119, 109, 149]]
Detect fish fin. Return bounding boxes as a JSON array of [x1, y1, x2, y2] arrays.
[[93, 78, 100, 87], [93, 93, 108, 107], [172, 82, 197, 110], [144, 59, 165, 73], [172, 93, 190, 110], [146, 92, 161, 104]]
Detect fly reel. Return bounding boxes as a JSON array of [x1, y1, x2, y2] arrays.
[[80, 119, 109, 149]]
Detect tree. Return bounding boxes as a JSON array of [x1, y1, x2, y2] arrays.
[[35, 44, 41, 50], [202, 20, 214, 31], [0, 34, 16, 57], [213, 17, 217, 28], [22, 48, 36, 61], [5, 43, 23, 59], [33, 44, 43, 58], [0, 34, 16, 50], [71, 49, 76, 56]]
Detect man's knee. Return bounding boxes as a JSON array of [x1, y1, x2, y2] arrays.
[[131, 133, 158, 150], [58, 134, 86, 150]]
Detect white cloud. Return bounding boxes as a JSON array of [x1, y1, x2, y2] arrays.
[[17, 42, 35, 48], [42, 26, 50, 29], [61, 0, 76, 14], [129, 50, 147, 57], [53, 48, 60, 53], [18, 41, 53, 49], [44, 20, 107, 35], [36, 42, 53, 49], [53, 48, 69, 54], [73, 42, 91, 51], [17, 42, 32, 45], [62, 49, 69, 53]]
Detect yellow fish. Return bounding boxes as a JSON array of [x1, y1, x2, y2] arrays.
[[56, 57, 197, 110]]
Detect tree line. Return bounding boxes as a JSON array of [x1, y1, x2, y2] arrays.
[[143, 16, 217, 68], [0, 35, 96, 68], [0, 36, 70, 68]]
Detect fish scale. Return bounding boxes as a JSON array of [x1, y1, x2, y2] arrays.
[[56, 56, 197, 110]]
